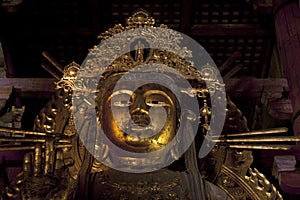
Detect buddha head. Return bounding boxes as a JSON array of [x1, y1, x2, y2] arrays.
[[72, 10, 225, 173]]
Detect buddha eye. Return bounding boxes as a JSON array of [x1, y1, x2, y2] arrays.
[[112, 100, 132, 107], [145, 98, 170, 107], [144, 90, 173, 107]]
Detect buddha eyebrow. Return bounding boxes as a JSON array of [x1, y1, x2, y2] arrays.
[[144, 90, 168, 96], [143, 90, 173, 102], [108, 90, 135, 101]]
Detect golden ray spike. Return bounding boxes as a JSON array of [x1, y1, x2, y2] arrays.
[[0, 126, 48, 136], [0, 126, 69, 138], [224, 127, 288, 137], [55, 144, 72, 148], [0, 144, 72, 151], [0, 138, 46, 143], [0, 138, 70, 145], [228, 144, 292, 150], [0, 146, 35, 151], [57, 139, 71, 143], [213, 136, 300, 143]]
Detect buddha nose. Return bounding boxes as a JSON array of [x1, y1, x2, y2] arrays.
[[130, 96, 150, 127], [130, 109, 151, 127]]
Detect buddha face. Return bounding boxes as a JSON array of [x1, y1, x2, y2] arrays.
[[100, 76, 179, 153]]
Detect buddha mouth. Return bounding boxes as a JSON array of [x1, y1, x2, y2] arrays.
[[122, 124, 159, 148], [123, 130, 155, 147], [129, 125, 153, 131], [124, 123, 156, 138], [130, 115, 151, 127]]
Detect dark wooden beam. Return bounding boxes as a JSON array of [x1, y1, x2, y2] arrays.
[[225, 78, 288, 98], [190, 24, 270, 36], [0, 78, 56, 98], [0, 78, 288, 99], [222, 64, 243, 82], [219, 51, 241, 73]]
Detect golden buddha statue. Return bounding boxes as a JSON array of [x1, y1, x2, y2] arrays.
[[1, 10, 286, 200]]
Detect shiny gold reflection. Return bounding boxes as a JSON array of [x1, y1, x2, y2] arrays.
[[100, 78, 179, 153]]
